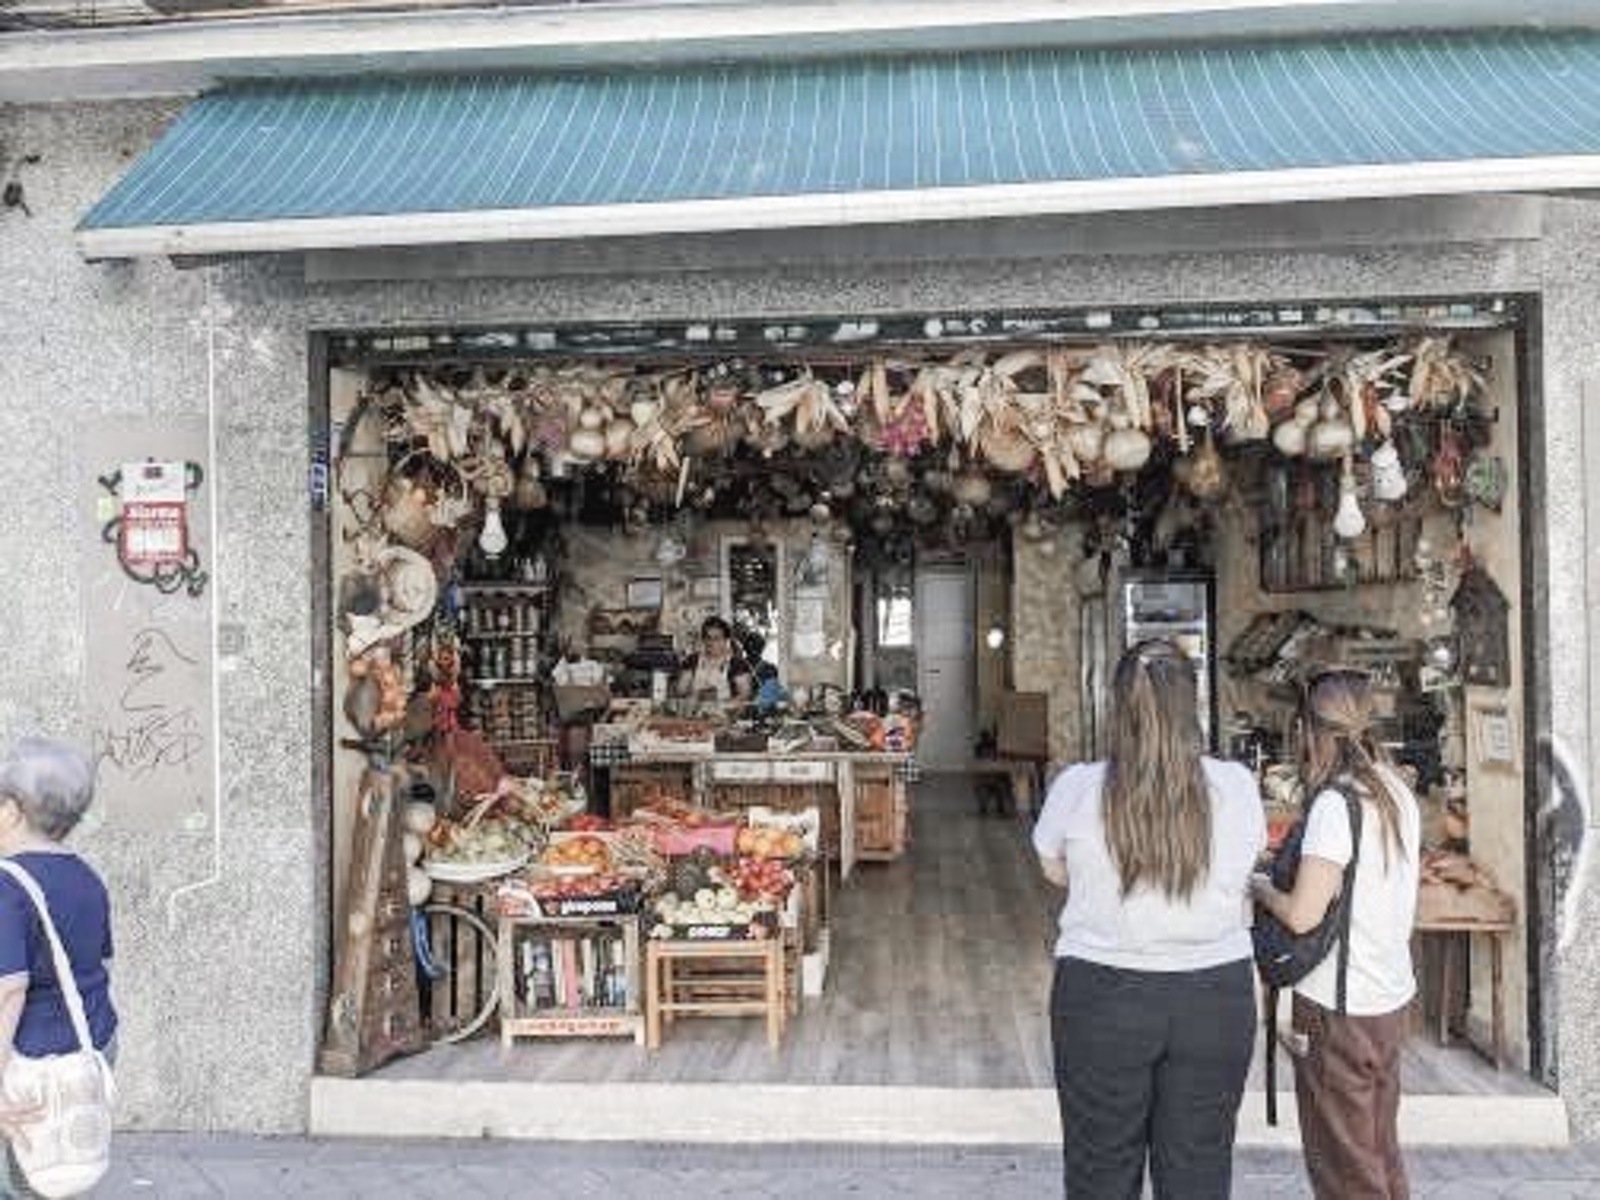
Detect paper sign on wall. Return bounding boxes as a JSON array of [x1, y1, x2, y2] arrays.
[[118, 461, 189, 568]]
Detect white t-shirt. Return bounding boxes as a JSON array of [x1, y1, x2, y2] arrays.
[[1032, 757, 1267, 972], [1294, 766, 1421, 1016]]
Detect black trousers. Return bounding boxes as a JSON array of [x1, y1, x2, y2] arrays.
[[1050, 956, 1255, 1200]]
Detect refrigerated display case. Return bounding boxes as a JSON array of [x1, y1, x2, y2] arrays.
[[1115, 569, 1218, 751]]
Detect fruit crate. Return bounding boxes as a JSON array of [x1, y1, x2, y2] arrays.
[[851, 765, 908, 861], [609, 764, 695, 820], [497, 912, 645, 1045]]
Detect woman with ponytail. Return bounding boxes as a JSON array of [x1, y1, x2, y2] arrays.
[[1034, 640, 1265, 1198], [1252, 669, 1421, 1199]]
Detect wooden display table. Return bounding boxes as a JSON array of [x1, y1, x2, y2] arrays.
[[497, 911, 646, 1046], [1413, 916, 1514, 1069], [645, 938, 785, 1050]]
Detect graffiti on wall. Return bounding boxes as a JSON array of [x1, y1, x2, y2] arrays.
[[80, 419, 213, 834]]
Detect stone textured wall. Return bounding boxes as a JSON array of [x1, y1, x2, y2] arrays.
[[1011, 530, 1086, 767], [6, 95, 1600, 1135]]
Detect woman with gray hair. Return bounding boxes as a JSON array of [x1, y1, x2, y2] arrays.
[[0, 738, 117, 1198]]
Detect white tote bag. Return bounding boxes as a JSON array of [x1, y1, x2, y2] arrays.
[[0, 860, 114, 1199]]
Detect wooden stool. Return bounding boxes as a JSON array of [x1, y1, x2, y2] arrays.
[[1413, 918, 1513, 1069], [645, 938, 785, 1050]]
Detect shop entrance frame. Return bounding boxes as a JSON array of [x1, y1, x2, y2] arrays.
[[307, 290, 1556, 1085]]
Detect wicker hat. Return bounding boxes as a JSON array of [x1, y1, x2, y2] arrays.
[[346, 545, 438, 657]]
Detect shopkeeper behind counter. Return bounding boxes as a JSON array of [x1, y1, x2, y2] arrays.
[[675, 616, 754, 703]]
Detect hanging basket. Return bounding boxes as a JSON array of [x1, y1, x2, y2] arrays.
[[380, 451, 470, 549]]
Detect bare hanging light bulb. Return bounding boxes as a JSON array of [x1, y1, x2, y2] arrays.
[[478, 498, 509, 558], [1333, 455, 1367, 540]]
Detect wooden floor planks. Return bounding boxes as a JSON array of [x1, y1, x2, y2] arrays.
[[373, 772, 1544, 1097]]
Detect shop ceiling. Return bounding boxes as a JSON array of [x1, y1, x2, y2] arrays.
[[75, 30, 1600, 260]]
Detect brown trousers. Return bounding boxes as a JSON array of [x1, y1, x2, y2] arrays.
[[1291, 994, 1410, 1200]]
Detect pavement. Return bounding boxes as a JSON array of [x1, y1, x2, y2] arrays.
[[97, 1135, 1600, 1198]]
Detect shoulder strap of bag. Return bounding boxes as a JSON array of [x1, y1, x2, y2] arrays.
[[1264, 985, 1280, 1126], [0, 859, 95, 1056], [1331, 787, 1364, 1016]]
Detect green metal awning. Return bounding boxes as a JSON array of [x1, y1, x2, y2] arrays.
[[78, 30, 1600, 258]]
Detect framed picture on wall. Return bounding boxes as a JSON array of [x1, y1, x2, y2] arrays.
[[1471, 702, 1518, 771], [626, 576, 664, 610]]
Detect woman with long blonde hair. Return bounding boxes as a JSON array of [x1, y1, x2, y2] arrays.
[[1034, 640, 1264, 1198], [1252, 669, 1420, 1199]]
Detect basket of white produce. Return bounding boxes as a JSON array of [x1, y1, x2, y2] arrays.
[[647, 887, 779, 941]]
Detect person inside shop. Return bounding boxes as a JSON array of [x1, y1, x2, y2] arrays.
[[1251, 669, 1420, 1200], [1032, 639, 1264, 1200], [0, 736, 119, 1200], [675, 616, 754, 704], [738, 630, 789, 713]]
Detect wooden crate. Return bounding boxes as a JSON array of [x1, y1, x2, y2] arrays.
[[852, 766, 908, 861], [423, 880, 498, 1043], [708, 781, 838, 855], [609, 763, 695, 820], [498, 913, 645, 1045], [645, 938, 785, 1050]]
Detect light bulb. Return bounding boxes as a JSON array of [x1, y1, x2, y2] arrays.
[[1333, 487, 1367, 539], [478, 501, 508, 559], [985, 626, 1006, 650], [1333, 457, 1366, 539]]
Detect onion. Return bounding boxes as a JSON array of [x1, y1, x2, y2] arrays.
[[1104, 428, 1152, 472], [568, 428, 606, 460], [605, 417, 636, 459]]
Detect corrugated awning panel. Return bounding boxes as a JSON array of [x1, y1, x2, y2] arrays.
[[78, 30, 1600, 254]]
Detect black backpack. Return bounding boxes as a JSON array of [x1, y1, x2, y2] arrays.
[[1252, 785, 1363, 1125]]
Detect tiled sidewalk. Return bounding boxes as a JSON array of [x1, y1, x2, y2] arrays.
[[99, 1136, 1600, 1198]]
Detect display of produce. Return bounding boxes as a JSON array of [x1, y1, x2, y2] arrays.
[[725, 857, 795, 903], [542, 835, 613, 873], [648, 885, 778, 940], [735, 826, 806, 860]]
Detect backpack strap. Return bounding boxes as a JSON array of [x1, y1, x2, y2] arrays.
[[1330, 786, 1364, 1016]]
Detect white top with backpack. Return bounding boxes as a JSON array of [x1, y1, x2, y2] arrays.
[[1296, 766, 1421, 1016]]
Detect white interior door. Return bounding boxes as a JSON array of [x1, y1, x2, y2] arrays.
[[914, 568, 975, 771]]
